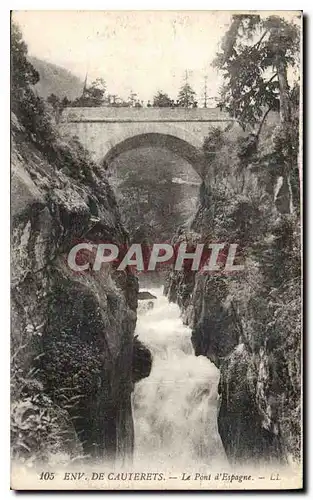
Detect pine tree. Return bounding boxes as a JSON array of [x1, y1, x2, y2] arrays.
[[213, 14, 301, 213], [153, 91, 173, 107], [177, 82, 196, 108]]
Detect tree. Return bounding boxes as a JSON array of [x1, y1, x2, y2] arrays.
[[73, 78, 107, 107], [61, 96, 71, 107], [213, 14, 300, 213], [87, 78, 106, 105], [213, 15, 299, 130], [47, 93, 60, 110], [177, 82, 196, 108], [47, 93, 71, 122], [11, 22, 39, 98], [11, 21, 56, 146], [153, 91, 173, 107]]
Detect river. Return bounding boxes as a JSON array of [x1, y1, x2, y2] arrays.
[[132, 287, 227, 471]]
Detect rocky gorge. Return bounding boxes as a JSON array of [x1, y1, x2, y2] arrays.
[[11, 106, 152, 463], [165, 175, 301, 465], [11, 17, 301, 474]]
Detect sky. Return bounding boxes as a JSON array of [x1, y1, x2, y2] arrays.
[[12, 10, 300, 104]]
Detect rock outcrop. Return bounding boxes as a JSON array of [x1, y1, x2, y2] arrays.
[[165, 210, 301, 465], [138, 291, 157, 300], [11, 112, 150, 463]]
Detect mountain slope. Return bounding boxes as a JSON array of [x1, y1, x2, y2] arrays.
[[29, 56, 83, 100]]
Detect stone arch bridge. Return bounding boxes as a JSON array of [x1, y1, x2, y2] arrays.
[[59, 107, 234, 177]]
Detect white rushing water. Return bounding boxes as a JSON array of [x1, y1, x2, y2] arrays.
[[132, 287, 227, 470]]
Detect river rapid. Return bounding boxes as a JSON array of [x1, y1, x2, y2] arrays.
[[132, 287, 227, 471]]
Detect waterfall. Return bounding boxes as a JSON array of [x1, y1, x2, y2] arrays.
[[132, 287, 227, 470]]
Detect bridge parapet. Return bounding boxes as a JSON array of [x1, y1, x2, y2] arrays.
[[60, 106, 233, 123], [58, 106, 239, 176]]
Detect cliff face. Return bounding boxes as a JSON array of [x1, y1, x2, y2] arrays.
[[166, 264, 301, 465], [165, 188, 301, 465], [11, 113, 144, 463]]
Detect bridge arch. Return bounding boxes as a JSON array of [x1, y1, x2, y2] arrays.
[[103, 132, 205, 177]]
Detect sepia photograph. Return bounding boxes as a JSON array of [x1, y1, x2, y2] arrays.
[[10, 9, 302, 490]]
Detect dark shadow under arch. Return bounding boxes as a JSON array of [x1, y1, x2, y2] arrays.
[[103, 133, 205, 177]]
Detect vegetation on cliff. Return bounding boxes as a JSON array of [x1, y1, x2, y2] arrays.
[[165, 14, 301, 464], [11, 22, 150, 465]]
